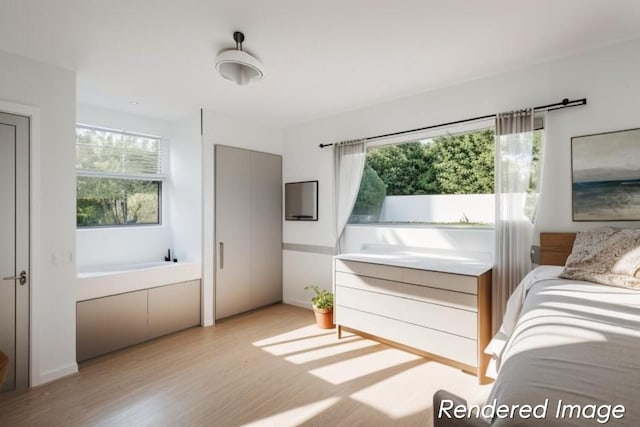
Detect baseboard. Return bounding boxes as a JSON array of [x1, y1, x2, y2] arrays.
[[33, 362, 78, 387], [283, 298, 312, 310]]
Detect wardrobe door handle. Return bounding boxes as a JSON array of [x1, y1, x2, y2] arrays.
[[219, 242, 224, 270]]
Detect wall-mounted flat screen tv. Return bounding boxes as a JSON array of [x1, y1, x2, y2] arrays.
[[285, 180, 318, 221]]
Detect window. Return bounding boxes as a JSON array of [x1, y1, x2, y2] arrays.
[[349, 126, 543, 227], [76, 126, 167, 227]]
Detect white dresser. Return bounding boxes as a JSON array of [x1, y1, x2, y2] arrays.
[[333, 251, 492, 383]]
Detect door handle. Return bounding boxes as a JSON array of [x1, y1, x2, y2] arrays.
[[3, 270, 27, 286], [219, 242, 224, 270]]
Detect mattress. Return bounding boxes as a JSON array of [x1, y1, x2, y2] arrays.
[[486, 268, 640, 426]]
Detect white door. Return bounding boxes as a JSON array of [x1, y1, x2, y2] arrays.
[[0, 112, 30, 392]]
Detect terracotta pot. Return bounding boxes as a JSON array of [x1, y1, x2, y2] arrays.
[[313, 306, 335, 329]]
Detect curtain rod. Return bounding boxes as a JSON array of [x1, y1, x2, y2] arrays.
[[318, 97, 587, 148]]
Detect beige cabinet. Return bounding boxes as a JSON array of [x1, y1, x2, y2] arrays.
[[148, 280, 201, 339], [76, 289, 149, 362], [77, 280, 201, 361], [334, 258, 491, 383]]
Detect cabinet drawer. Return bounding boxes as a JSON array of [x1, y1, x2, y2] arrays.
[[148, 280, 201, 339], [336, 285, 477, 339], [403, 268, 477, 294], [76, 290, 148, 361], [335, 271, 477, 311], [336, 306, 477, 366], [335, 259, 403, 282]]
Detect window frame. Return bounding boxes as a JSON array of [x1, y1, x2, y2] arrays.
[[349, 118, 497, 228], [75, 124, 167, 229], [366, 118, 495, 149], [348, 116, 545, 229]]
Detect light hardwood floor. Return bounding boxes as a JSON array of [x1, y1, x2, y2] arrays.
[[0, 304, 490, 427]]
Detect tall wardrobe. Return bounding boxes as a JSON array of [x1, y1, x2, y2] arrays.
[[214, 145, 283, 320]]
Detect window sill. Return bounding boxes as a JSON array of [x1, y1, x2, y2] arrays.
[[77, 224, 165, 231], [346, 223, 494, 230]]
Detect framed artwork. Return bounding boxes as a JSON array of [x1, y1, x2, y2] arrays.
[[572, 127, 640, 221]]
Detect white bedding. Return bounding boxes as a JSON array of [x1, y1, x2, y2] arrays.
[[485, 266, 565, 375], [485, 266, 640, 426]]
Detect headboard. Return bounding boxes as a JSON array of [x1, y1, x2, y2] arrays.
[[540, 233, 576, 266]]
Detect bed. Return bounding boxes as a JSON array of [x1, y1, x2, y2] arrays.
[[434, 232, 640, 426]]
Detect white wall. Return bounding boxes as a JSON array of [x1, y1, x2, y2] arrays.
[[201, 110, 283, 325], [533, 41, 640, 234], [0, 50, 77, 385], [75, 105, 173, 270], [379, 194, 495, 224], [77, 227, 171, 270], [169, 111, 203, 264], [77, 104, 172, 137], [282, 38, 640, 306]]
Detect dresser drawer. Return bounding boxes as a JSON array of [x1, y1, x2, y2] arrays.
[[336, 285, 477, 339], [335, 259, 403, 282], [403, 268, 477, 294], [335, 271, 477, 311], [336, 306, 478, 366]]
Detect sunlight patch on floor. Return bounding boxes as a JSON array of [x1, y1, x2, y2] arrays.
[[285, 338, 378, 364], [249, 315, 490, 424], [349, 362, 462, 419], [252, 325, 332, 348], [308, 348, 420, 385], [256, 331, 343, 357], [106, 394, 171, 425], [240, 397, 340, 427]]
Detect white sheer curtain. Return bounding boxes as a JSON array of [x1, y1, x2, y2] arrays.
[[493, 109, 543, 333], [334, 140, 367, 253]]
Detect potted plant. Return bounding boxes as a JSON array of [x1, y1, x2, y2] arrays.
[[305, 285, 335, 329]]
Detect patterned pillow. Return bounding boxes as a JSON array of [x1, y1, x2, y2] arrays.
[[560, 227, 640, 289]]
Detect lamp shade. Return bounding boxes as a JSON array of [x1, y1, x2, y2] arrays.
[[215, 49, 264, 86]]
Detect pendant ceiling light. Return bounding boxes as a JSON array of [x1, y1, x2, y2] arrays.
[[215, 31, 264, 86]]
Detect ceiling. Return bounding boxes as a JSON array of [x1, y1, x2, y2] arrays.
[[2, 0, 640, 127]]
